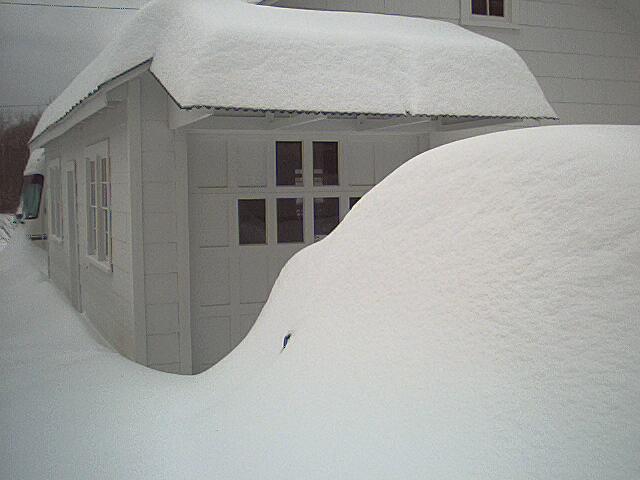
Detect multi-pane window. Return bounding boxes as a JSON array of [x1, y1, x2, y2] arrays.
[[313, 142, 339, 186], [276, 141, 303, 186], [314, 197, 340, 241], [237, 140, 351, 244], [472, 0, 504, 16], [49, 165, 63, 239], [277, 198, 304, 244], [86, 142, 111, 267], [238, 199, 267, 245]]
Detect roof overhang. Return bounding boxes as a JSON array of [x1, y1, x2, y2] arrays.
[[30, 61, 150, 149]]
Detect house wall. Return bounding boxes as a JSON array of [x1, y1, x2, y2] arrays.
[[187, 130, 428, 373], [138, 73, 191, 374], [44, 100, 137, 359], [271, 0, 640, 125]]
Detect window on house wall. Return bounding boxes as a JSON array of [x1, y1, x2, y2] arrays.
[[276, 141, 303, 186], [277, 198, 304, 244], [313, 197, 339, 242], [472, 0, 504, 16], [462, 0, 518, 27], [238, 199, 267, 245], [349, 196, 361, 209], [99, 156, 111, 262], [87, 159, 97, 255], [86, 141, 112, 268], [313, 142, 339, 186]]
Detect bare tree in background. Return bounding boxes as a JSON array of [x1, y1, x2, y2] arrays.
[[0, 114, 40, 213]]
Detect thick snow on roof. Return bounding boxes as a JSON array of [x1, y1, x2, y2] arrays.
[[32, 0, 556, 141], [4, 125, 638, 479]]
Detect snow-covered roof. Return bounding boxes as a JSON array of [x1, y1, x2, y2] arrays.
[[31, 0, 557, 142]]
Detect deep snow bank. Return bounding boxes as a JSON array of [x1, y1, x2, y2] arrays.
[[3, 126, 639, 479], [214, 125, 640, 479]]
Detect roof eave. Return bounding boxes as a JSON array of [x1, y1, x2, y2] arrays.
[[30, 60, 152, 149]]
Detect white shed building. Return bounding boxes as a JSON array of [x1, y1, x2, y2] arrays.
[[29, 0, 638, 374]]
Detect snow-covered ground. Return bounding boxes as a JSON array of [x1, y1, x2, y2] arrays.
[[2, 125, 639, 479]]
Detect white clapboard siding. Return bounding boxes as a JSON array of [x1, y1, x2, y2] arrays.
[[44, 101, 137, 360]]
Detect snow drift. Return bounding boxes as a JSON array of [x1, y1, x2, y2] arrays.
[[32, 0, 556, 141], [3, 125, 639, 479]]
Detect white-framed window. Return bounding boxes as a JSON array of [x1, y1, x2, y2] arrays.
[[276, 141, 303, 186], [312, 141, 339, 186], [238, 198, 267, 245], [460, 0, 519, 29], [48, 162, 63, 241], [277, 197, 304, 244], [85, 141, 112, 269], [87, 158, 97, 255]]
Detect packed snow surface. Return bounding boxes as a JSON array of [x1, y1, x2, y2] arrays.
[[3, 126, 639, 479], [32, 0, 556, 141]]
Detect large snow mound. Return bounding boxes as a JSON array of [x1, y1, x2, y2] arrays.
[[4, 125, 639, 479], [223, 125, 640, 479], [32, 0, 556, 141]]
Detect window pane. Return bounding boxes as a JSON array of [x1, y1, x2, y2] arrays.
[[276, 141, 303, 186], [102, 209, 110, 258], [314, 197, 339, 240], [472, 0, 488, 14], [90, 161, 96, 182], [277, 198, 304, 243], [313, 142, 339, 186], [100, 157, 108, 182], [90, 184, 96, 206], [349, 197, 361, 209], [238, 199, 266, 245], [88, 209, 96, 255], [101, 184, 108, 207], [489, 0, 504, 16]]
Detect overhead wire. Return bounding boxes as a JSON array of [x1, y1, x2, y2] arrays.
[[0, 1, 139, 10]]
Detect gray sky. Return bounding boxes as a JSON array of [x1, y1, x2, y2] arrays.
[[0, 0, 148, 117]]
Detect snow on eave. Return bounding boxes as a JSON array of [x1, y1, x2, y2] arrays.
[[31, 0, 558, 145], [30, 60, 153, 147]]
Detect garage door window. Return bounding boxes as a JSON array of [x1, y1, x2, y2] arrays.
[[277, 198, 304, 243], [276, 141, 303, 186], [314, 197, 339, 241], [238, 199, 266, 245], [313, 142, 339, 186]]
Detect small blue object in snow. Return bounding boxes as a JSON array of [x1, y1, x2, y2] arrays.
[[283, 333, 292, 350]]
